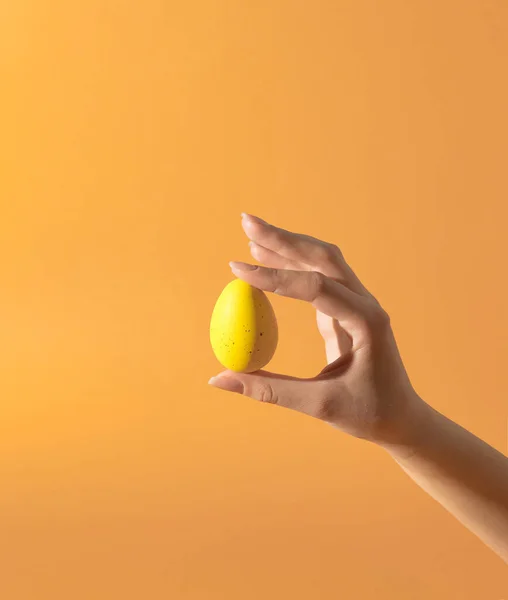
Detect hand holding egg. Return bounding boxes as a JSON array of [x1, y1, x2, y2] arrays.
[[207, 213, 419, 450]]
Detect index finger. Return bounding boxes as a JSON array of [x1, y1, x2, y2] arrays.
[[229, 261, 372, 346]]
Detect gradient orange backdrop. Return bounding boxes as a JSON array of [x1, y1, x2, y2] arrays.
[[1, 1, 507, 598]]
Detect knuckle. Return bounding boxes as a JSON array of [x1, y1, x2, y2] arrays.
[[310, 385, 341, 421], [271, 268, 285, 295], [366, 304, 391, 331], [316, 242, 342, 263], [310, 270, 327, 299], [314, 244, 329, 260], [327, 243, 343, 259], [314, 243, 332, 261], [313, 395, 336, 421], [259, 383, 277, 405]]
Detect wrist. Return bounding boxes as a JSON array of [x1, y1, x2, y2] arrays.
[[376, 393, 436, 462]]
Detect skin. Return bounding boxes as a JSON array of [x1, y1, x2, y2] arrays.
[[208, 212, 508, 564]]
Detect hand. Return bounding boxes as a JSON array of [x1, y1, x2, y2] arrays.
[[209, 213, 508, 562], [209, 213, 425, 450]]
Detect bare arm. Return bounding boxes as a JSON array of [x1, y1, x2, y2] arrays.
[[209, 213, 508, 563], [383, 397, 508, 562]]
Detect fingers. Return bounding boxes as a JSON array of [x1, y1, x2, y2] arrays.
[[248, 240, 307, 271], [241, 213, 370, 295], [209, 368, 334, 420], [241, 213, 335, 265], [229, 262, 376, 345], [246, 224, 357, 363]]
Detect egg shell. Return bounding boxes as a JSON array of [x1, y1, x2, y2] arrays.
[[210, 278, 278, 373]]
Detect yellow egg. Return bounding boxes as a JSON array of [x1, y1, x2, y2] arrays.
[[210, 278, 278, 373]]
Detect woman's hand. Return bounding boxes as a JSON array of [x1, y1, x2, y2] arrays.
[[208, 213, 508, 563], [208, 213, 425, 453]]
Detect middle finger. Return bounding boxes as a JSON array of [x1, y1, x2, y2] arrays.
[[241, 213, 370, 295], [249, 241, 310, 271]]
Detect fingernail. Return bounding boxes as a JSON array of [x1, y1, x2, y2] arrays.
[[208, 376, 244, 394], [242, 213, 266, 225], [241, 216, 255, 229], [229, 261, 258, 271]]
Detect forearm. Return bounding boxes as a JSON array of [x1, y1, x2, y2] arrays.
[[381, 396, 508, 562]]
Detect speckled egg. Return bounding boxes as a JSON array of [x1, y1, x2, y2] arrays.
[[210, 278, 278, 373]]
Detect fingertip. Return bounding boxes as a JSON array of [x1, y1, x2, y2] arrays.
[[208, 376, 244, 394]]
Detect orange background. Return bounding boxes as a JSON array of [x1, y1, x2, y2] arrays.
[[1, 1, 507, 598]]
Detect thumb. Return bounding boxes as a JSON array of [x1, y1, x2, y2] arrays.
[[208, 369, 327, 418]]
